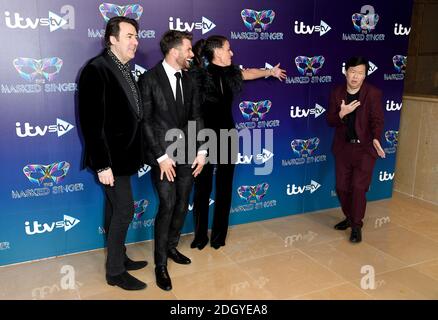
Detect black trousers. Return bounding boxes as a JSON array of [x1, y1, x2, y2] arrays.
[[103, 175, 135, 276], [193, 163, 235, 246], [151, 164, 194, 266]]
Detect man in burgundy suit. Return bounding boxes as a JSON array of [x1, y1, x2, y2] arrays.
[[327, 56, 385, 243]]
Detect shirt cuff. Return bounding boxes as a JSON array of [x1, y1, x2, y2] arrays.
[[197, 150, 207, 156], [157, 154, 169, 163]]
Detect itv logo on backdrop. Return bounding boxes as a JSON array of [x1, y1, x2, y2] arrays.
[[25, 215, 80, 235], [4, 5, 75, 32]]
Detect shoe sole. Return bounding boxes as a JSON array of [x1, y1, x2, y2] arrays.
[[107, 281, 147, 290], [334, 226, 350, 230]]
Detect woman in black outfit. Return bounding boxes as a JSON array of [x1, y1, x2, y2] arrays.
[[189, 35, 286, 250]]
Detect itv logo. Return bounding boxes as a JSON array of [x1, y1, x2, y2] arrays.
[[25, 215, 80, 235], [16, 118, 74, 138], [379, 171, 394, 182], [286, 180, 321, 195]]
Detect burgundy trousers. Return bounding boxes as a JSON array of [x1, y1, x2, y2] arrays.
[[334, 143, 376, 228]]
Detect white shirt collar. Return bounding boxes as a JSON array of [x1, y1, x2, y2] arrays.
[[162, 59, 181, 78], [161, 59, 183, 100]]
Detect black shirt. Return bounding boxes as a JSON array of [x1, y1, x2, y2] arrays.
[[345, 91, 360, 141]]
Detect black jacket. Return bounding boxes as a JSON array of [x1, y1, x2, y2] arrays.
[[138, 62, 204, 166], [78, 51, 144, 176], [190, 63, 242, 131]]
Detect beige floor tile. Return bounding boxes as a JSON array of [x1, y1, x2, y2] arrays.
[[126, 237, 235, 281], [259, 213, 345, 250], [350, 267, 438, 299], [0, 250, 105, 300], [236, 251, 345, 299], [302, 205, 400, 233], [170, 264, 276, 300], [412, 259, 438, 281], [364, 226, 438, 265], [219, 223, 291, 263], [83, 284, 177, 300], [295, 283, 373, 300], [400, 217, 438, 242], [2, 192, 438, 300], [299, 239, 406, 282], [392, 192, 438, 212], [377, 197, 438, 227]]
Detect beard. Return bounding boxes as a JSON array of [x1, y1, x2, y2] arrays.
[[176, 55, 189, 70]]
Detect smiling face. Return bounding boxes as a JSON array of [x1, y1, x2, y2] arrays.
[[174, 38, 194, 70], [345, 64, 366, 92], [213, 40, 233, 67], [109, 22, 138, 64]]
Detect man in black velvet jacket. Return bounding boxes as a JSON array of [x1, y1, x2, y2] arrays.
[[78, 17, 147, 291], [138, 30, 205, 291]]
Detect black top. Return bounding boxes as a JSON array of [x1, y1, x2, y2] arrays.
[[190, 63, 243, 131], [345, 91, 360, 141]]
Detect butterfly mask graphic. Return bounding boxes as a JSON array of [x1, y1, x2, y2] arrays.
[[98, 3, 143, 22]]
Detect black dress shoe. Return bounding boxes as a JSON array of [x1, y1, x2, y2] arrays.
[[167, 248, 191, 264], [190, 237, 209, 250], [106, 271, 147, 290], [334, 219, 351, 230], [210, 242, 225, 250], [125, 257, 148, 271], [350, 227, 362, 243], [155, 265, 172, 291]]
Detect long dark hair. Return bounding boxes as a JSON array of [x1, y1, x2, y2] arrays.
[[192, 35, 228, 67]]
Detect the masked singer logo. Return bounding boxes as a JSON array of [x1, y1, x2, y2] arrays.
[[342, 5, 384, 42], [13, 57, 63, 83], [89, 3, 154, 39], [133, 199, 149, 219], [385, 130, 398, 147], [295, 56, 325, 76], [239, 100, 272, 121], [98, 3, 143, 22], [352, 5, 379, 33], [23, 161, 70, 186], [291, 137, 320, 157], [237, 183, 269, 203], [241, 9, 275, 32], [231, 8, 282, 41], [392, 55, 407, 73]]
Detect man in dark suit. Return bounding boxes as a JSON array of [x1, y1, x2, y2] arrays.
[[327, 56, 385, 243], [138, 30, 205, 291], [78, 16, 147, 290]]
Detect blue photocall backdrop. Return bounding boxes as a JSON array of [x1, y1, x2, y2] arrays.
[[0, 0, 412, 265]]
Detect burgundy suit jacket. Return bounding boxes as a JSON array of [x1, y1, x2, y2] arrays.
[[327, 82, 384, 159]]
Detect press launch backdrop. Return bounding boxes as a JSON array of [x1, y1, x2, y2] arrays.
[[0, 0, 412, 265]]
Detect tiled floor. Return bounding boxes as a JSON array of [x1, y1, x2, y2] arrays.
[[1, 192, 438, 300]]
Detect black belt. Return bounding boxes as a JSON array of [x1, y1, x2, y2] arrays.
[[349, 139, 361, 144]]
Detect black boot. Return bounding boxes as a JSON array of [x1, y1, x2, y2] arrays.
[[350, 227, 362, 243], [190, 237, 209, 250], [334, 218, 351, 230], [155, 265, 172, 291], [167, 248, 191, 264]]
